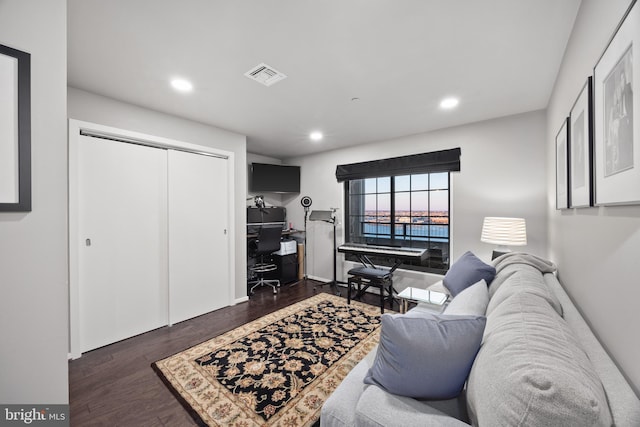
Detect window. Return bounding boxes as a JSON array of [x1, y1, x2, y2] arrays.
[[344, 172, 450, 273]]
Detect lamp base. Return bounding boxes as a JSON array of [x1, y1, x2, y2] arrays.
[[491, 250, 508, 260], [491, 245, 511, 260]]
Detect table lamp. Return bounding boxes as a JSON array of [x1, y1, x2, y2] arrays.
[[481, 217, 527, 260]]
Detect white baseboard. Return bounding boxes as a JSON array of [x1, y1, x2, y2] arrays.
[[235, 296, 249, 305], [306, 275, 332, 282]]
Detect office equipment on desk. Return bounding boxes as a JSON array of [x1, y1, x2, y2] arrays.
[[248, 224, 282, 295], [274, 240, 297, 256], [247, 206, 286, 234], [246, 228, 302, 239]]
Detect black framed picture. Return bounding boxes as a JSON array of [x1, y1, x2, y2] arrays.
[[0, 44, 31, 212], [556, 118, 570, 210], [593, 0, 639, 205], [569, 77, 594, 208]]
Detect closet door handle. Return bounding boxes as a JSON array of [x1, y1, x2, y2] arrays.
[[86, 238, 92, 247]]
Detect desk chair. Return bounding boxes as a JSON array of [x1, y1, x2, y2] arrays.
[[248, 225, 282, 295]]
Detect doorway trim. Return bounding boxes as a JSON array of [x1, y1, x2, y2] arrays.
[[68, 119, 236, 359]]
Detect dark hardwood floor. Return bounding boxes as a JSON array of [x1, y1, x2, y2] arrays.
[[69, 280, 381, 426]]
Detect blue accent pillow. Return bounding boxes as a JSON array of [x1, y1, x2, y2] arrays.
[[443, 251, 496, 297], [363, 312, 486, 399]]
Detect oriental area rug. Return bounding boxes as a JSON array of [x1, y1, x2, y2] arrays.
[[152, 293, 384, 427]]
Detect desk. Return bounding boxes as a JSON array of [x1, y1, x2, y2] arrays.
[[246, 229, 304, 287], [246, 229, 303, 239]]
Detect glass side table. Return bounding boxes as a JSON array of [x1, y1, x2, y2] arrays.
[[397, 287, 449, 314]]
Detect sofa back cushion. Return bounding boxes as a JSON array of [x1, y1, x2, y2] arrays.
[[467, 292, 612, 426], [443, 279, 489, 316], [485, 268, 563, 317]]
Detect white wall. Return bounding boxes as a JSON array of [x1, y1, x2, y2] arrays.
[[284, 110, 548, 291], [68, 88, 249, 301], [0, 0, 69, 404], [547, 0, 640, 396]]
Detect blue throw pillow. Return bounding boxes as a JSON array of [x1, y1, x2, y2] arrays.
[[363, 312, 486, 399], [443, 251, 496, 297]]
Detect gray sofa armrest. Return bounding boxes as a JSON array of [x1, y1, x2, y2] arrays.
[[544, 274, 640, 426], [354, 385, 470, 427]]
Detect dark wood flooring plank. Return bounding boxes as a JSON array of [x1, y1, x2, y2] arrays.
[[69, 280, 380, 426]]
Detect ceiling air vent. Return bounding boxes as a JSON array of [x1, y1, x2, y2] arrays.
[[244, 63, 287, 87]]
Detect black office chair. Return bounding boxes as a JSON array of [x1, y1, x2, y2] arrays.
[[248, 225, 282, 295]]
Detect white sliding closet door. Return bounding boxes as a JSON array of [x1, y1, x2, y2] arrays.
[[78, 135, 168, 352], [168, 150, 229, 324]]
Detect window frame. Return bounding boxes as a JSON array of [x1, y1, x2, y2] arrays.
[[343, 172, 451, 274]]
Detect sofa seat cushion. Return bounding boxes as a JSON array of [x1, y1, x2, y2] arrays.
[[354, 385, 471, 427], [467, 292, 612, 427], [320, 348, 377, 427], [364, 312, 486, 399], [443, 251, 496, 297]]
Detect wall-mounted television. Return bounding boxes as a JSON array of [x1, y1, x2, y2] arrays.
[[249, 163, 300, 193]]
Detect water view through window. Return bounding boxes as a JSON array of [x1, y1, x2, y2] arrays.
[[345, 172, 450, 272]]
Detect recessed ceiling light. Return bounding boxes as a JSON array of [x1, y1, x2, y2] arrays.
[[170, 78, 193, 93], [439, 97, 459, 109], [310, 131, 323, 141]]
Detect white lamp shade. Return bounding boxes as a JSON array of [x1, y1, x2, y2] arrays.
[[481, 217, 527, 246]]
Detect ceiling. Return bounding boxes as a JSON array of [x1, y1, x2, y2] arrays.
[[68, 0, 581, 159]]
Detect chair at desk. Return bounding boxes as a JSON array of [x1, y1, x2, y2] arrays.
[[248, 224, 282, 295]]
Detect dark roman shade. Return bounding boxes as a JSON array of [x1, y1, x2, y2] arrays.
[[335, 148, 461, 182]]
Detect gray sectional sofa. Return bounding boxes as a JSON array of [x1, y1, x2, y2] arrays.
[[321, 253, 640, 426]]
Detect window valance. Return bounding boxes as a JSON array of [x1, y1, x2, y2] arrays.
[[335, 148, 461, 182]]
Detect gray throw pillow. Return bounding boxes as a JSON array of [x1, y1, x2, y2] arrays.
[[443, 251, 496, 297], [444, 279, 489, 316], [363, 312, 486, 399]]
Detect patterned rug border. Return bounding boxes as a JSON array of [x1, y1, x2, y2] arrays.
[[152, 293, 385, 427]]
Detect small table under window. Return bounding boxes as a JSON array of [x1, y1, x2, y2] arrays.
[[397, 287, 449, 314]]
